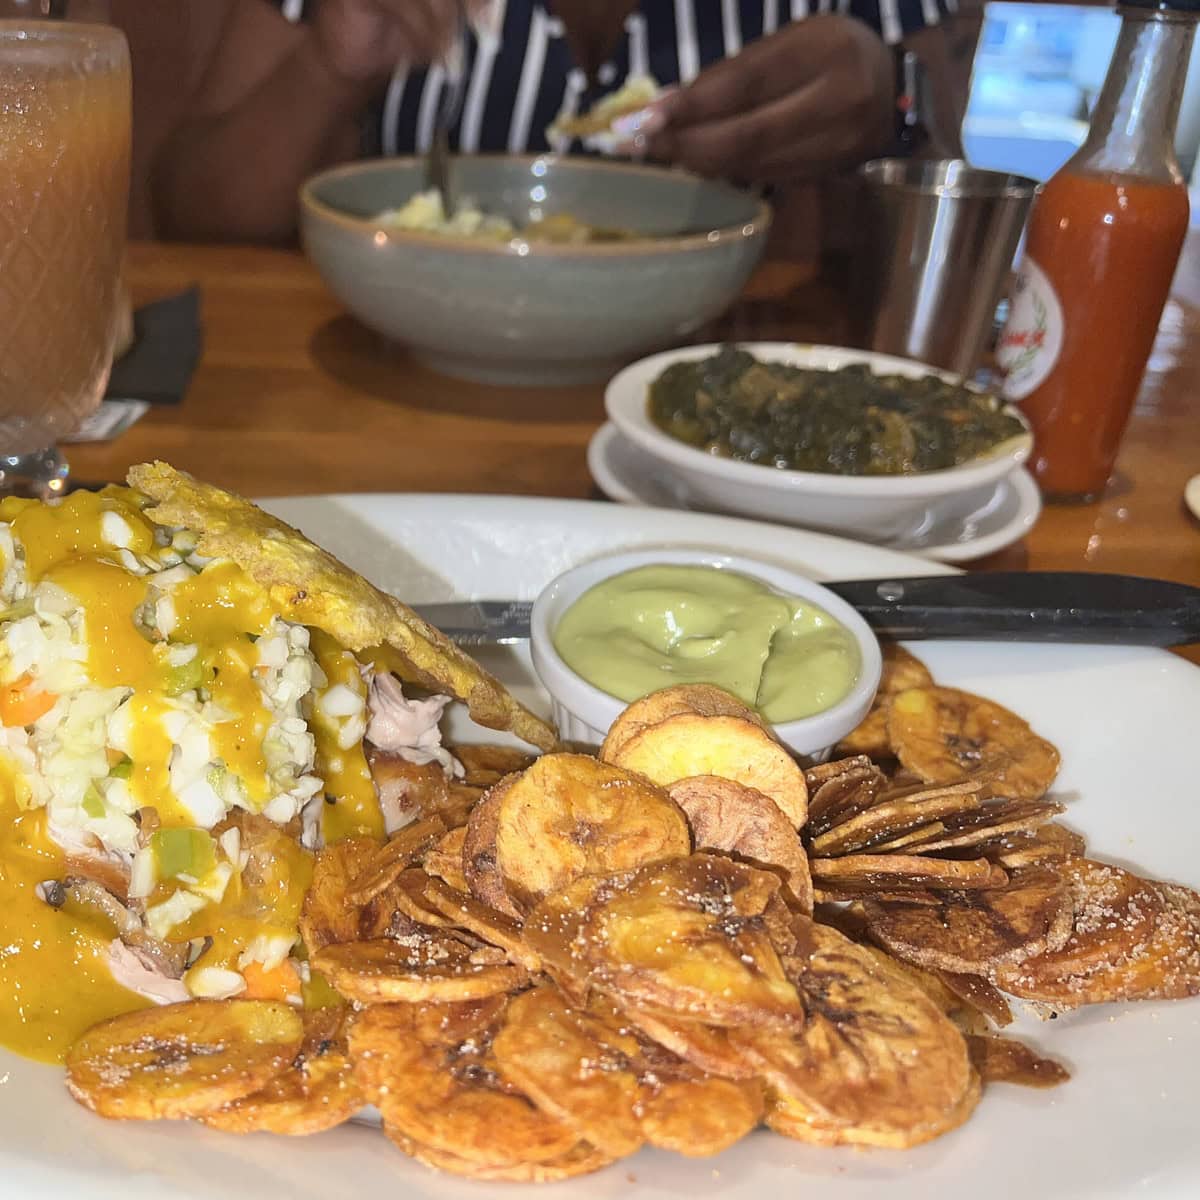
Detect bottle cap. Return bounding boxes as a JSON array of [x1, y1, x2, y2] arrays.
[[1121, 0, 1200, 13]]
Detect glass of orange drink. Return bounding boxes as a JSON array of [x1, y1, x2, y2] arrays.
[[0, 11, 129, 496]]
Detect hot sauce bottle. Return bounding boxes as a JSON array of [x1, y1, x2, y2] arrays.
[[998, 0, 1197, 501]]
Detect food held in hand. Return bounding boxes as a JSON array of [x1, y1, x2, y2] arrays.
[[548, 74, 661, 143], [552, 563, 862, 721], [648, 346, 1027, 475]]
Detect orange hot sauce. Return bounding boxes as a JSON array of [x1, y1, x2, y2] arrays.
[[998, 1, 1197, 502]]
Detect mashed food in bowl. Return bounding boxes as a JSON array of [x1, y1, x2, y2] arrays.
[[376, 190, 631, 244]]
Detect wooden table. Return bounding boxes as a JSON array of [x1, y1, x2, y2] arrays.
[[74, 239, 1200, 664]]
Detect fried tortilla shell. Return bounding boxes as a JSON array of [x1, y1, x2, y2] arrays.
[[863, 865, 1074, 975], [67, 1000, 304, 1121], [202, 1006, 364, 1135], [667, 775, 812, 912], [350, 999, 580, 1169], [492, 753, 691, 910], [128, 461, 556, 752], [313, 934, 528, 1005], [741, 917, 976, 1149], [603, 711, 808, 828], [580, 855, 803, 1029], [491, 985, 645, 1158], [888, 686, 1060, 799]]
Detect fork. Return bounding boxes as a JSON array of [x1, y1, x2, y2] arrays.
[[425, 0, 470, 219]]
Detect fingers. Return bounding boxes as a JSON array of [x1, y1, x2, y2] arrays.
[[371, 0, 459, 61]]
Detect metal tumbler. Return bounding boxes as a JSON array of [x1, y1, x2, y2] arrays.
[[852, 159, 1038, 378]]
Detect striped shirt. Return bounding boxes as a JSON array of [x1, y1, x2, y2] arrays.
[[281, 0, 951, 156]]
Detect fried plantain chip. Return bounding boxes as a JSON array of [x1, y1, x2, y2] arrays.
[[491, 986, 644, 1157], [981, 822, 1088, 869], [888, 686, 1060, 799], [738, 917, 976, 1149], [128, 462, 556, 751], [413, 870, 543, 972], [345, 816, 446, 907], [835, 644, 934, 759], [995, 876, 1200, 1008], [313, 934, 528, 1005], [863, 865, 1073, 975], [581, 855, 803, 1029], [492, 754, 691, 910], [455, 744, 537, 789], [811, 853, 1009, 891], [668, 776, 812, 912], [67, 1000, 304, 1121], [966, 1033, 1070, 1088], [299, 837, 380, 954], [598, 683, 768, 764], [935, 969, 1014, 1028], [620, 1006, 759, 1081], [805, 762, 889, 837], [423, 824, 470, 893], [809, 781, 985, 857], [601, 699, 808, 828], [897, 798, 1066, 855], [385, 1129, 613, 1182], [637, 1061, 764, 1157], [462, 775, 523, 920], [202, 1006, 364, 1135], [766, 1070, 981, 1150], [350, 999, 580, 1169]]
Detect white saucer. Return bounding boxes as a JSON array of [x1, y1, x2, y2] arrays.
[[587, 422, 1042, 564]]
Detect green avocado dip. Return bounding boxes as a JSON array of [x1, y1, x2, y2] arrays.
[[647, 346, 1026, 475], [552, 564, 861, 723]]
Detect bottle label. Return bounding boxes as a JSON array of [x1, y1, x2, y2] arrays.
[[998, 256, 1064, 401]]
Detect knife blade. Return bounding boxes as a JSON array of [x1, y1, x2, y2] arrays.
[[411, 572, 1200, 648]]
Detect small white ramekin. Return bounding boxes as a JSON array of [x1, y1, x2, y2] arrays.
[[529, 546, 883, 760]]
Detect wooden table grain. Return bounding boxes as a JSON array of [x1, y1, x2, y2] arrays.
[[74, 239, 1200, 664]]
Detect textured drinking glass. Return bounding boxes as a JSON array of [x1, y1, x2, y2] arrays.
[[0, 17, 129, 495]]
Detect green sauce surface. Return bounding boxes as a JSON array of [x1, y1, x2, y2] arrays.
[[553, 564, 861, 722]]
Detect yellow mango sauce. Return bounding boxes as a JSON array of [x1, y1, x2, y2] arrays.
[[0, 489, 379, 1061], [553, 564, 861, 723], [0, 772, 146, 1062]]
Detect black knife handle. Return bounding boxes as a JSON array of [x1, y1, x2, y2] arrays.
[[825, 572, 1200, 646]]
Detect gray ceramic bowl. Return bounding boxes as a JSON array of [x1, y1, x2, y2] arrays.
[[299, 156, 771, 386]]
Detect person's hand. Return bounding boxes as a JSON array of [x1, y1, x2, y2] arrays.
[[643, 16, 895, 183], [311, 0, 466, 86]]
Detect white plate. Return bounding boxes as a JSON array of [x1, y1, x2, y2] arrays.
[[3, 493, 1198, 1200], [589, 422, 1042, 563]]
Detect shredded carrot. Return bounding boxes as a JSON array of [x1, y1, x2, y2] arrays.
[[241, 958, 302, 1002], [0, 675, 56, 726]]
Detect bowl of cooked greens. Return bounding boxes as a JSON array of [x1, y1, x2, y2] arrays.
[[604, 343, 1033, 540], [300, 157, 770, 386]]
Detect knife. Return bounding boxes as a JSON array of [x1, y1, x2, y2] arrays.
[[411, 572, 1200, 648]]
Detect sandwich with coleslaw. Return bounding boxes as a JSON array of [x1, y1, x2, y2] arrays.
[[0, 462, 554, 1061]]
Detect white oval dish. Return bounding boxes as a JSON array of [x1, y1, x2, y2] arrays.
[[529, 545, 883, 758], [587, 421, 1043, 563], [605, 343, 1033, 541]]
